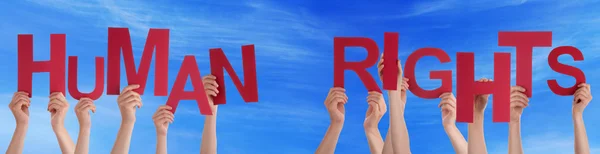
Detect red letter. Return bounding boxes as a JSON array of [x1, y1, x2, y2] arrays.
[[166, 56, 212, 115], [333, 37, 381, 92], [404, 48, 452, 98], [547, 46, 585, 95], [107, 28, 169, 96], [18, 34, 66, 97], [209, 45, 258, 105], [68, 56, 105, 100], [456, 52, 511, 123], [382, 32, 399, 90], [498, 32, 552, 97]]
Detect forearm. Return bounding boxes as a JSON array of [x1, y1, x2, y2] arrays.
[[53, 126, 75, 154], [6, 124, 28, 154], [467, 113, 487, 154], [315, 123, 343, 154], [365, 128, 384, 154], [156, 135, 167, 154], [382, 128, 393, 154], [75, 126, 91, 154], [388, 91, 411, 154], [111, 122, 135, 154], [200, 115, 217, 154], [444, 125, 467, 154], [508, 122, 523, 154], [573, 114, 590, 154]]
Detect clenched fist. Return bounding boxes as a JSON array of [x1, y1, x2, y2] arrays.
[[439, 93, 457, 126], [153, 105, 174, 136], [324, 87, 348, 124], [75, 98, 96, 128], [9, 92, 31, 125], [509, 86, 529, 122], [364, 91, 386, 130], [117, 85, 143, 124], [48, 92, 69, 127], [573, 83, 592, 115]]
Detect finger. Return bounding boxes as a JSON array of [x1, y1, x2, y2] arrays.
[[438, 99, 456, 109], [439, 93, 453, 99], [331, 92, 348, 105], [76, 100, 93, 111], [204, 84, 219, 94], [203, 79, 218, 88], [202, 75, 217, 81], [511, 86, 526, 93], [81, 103, 96, 113], [158, 115, 175, 124], [510, 92, 529, 103], [118, 91, 141, 102], [13, 100, 29, 111], [121, 84, 140, 94], [153, 110, 175, 121]]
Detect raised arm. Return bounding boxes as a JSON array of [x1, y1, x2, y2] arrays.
[[377, 54, 411, 154], [315, 87, 348, 154], [111, 84, 143, 154], [364, 92, 387, 154], [200, 75, 219, 154], [573, 83, 591, 154], [49, 92, 75, 154], [6, 92, 31, 154], [74, 98, 97, 154], [153, 105, 174, 154], [508, 86, 528, 154], [439, 93, 467, 154], [467, 78, 491, 154]]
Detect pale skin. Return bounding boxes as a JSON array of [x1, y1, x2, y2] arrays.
[[364, 91, 387, 154], [153, 105, 174, 154], [6, 92, 31, 154], [467, 78, 491, 154], [111, 84, 143, 154], [200, 75, 219, 154], [49, 92, 76, 154], [74, 98, 97, 154], [573, 83, 592, 154], [377, 54, 411, 154], [439, 93, 467, 154], [315, 87, 348, 154], [508, 86, 528, 154]]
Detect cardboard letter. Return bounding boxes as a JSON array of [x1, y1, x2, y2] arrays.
[[107, 28, 169, 96], [456, 52, 511, 123], [18, 34, 66, 97], [547, 46, 586, 95]]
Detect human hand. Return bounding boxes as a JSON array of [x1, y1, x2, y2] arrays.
[[75, 98, 96, 128], [117, 85, 142, 124], [324, 87, 348, 124], [202, 75, 219, 114], [377, 54, 403, 88], [48, 92, 69, 127], [153, 105, 174, 136], [439, 93, 457, 127], [474, 78, 492, 114], [510, 86, 529, 122], [364, 91, 387, 130], [9, 92, 31, 125], [572, 83, 592, 115]]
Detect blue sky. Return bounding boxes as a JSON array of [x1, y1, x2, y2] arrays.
[[1, 0, 600, 153]]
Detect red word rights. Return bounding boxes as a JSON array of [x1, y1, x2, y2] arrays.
[[17, 27, 259, 115], [333, 32, 586, 123]]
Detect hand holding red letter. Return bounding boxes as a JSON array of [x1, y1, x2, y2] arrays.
[[117, 84, 143, 123], [325, 87, 348, 124]]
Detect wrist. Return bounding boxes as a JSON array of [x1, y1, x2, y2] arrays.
[[330, 122, 344, 130], [573, 113, 583, 120], [443, 123, 456, 130]]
